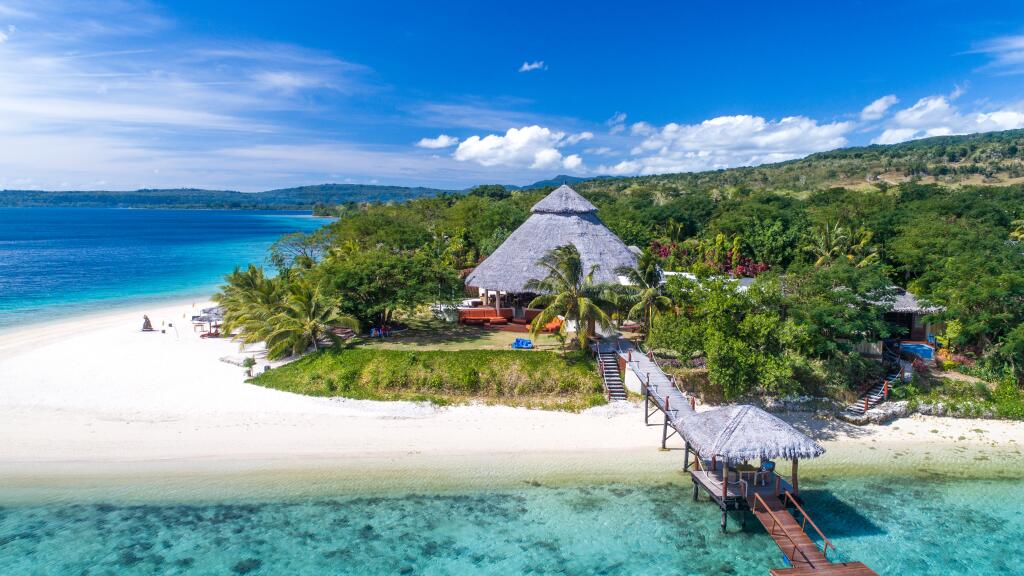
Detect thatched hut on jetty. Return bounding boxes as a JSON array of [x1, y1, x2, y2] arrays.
[[679, 404, 824, 515]]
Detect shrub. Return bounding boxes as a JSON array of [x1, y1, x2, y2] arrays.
[[993, 376, 1024, 420]]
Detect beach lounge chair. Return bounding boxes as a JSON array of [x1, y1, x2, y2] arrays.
[[511, 338, 534, 350], [541, 318, 562, 333]]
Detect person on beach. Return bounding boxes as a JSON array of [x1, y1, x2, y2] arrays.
[[142, 315, 154, 332]]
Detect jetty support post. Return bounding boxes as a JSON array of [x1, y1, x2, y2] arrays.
[[792, 458, 799, 495], [643, 387, 649, 425], [683, 441, 690, 471], [721, 510, 727, 533], [721, 464, 728, 501], [660, 395, 670, 449]]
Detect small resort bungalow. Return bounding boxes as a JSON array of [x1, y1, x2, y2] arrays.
[[461, 184, 637, 329]]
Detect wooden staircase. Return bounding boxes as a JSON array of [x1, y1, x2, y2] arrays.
[[842, 377, 891, 416], [843, 341, 903, 416], [596, 350, 628, 401]]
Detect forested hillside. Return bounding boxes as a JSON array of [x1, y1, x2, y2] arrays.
[[571, 129, 1024, 198]]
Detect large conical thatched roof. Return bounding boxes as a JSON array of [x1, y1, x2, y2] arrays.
[[678, 405, 825, 463], [465, 185, 637, 292]]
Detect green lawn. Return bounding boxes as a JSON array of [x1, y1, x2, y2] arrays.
[[355, 317, 565, 352], [252, 322, 606, 410]]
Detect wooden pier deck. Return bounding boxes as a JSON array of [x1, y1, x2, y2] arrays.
[[768, 563, 878, 576], [690, 459, 879, 576], [619, 344, 880, 576]]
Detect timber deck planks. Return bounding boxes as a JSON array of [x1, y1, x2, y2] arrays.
[[752, 495, 828, 569], [769, 562, 878, 576]]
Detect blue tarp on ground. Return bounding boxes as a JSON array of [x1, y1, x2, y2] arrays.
[[512, 338, 533, 349]]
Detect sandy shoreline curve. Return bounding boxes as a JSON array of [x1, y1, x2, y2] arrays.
[[1, 299, 1022, 502]]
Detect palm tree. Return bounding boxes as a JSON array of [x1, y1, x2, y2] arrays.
[[214, 265, 285, 347], [843, 227, 880, 268], [525, 245, 614, 350], [615, 251, 672, 334], [1011, 219, 1024, 241], [264, 280, 358, 359], [804, 221, 849, 267]]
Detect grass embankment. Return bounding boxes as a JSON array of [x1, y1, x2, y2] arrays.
[[889, 373, 1024, 420], [252, 348, 606, 411]]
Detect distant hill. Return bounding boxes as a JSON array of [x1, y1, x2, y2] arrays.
[[572, 129, 1024, 196], [506, 174, 612, 190], [0, 183, 457, 209], [7, 129, 1024, 210]]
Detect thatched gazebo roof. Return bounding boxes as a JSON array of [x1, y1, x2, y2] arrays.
[[465, 185, 637, 293], [678, 405, 825, 463]]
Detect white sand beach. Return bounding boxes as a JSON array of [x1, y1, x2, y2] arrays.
[[1, 299, 1022, 499]]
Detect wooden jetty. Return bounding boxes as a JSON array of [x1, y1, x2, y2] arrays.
[[614, 343, 880, 576]]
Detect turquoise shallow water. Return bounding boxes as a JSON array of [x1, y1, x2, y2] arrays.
[[1, 475, 1021, 575], [0, 208, 327, 329]]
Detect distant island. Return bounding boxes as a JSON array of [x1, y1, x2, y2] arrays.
[[0, 176, 600, 211], [0, 184, 458, 211], [4, 129, 1024, 210]]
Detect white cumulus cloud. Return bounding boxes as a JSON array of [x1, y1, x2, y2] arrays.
[[562, 154, 582, 170], [872, 94, 1024, 144], [518, 60, 546, 72], [416, 134, 459, 149], [565, 131, 594, 145], [453, 125, 583, 171], [630, 121, 655, 136], [600, 114, 853, 176], [861, 95, 899, 120]]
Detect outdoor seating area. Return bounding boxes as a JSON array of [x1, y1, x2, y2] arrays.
[[456, 307, 561, 333], [457, 307, 514, 326], [192, 306, 224, 334]]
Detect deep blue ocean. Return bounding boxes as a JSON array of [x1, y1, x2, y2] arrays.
[[0, 208, 326, 329]]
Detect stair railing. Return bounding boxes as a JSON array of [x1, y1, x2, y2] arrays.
[[751, 493, 818, 568], [782, 491, 836, 560], [596, 352, 615, 400]]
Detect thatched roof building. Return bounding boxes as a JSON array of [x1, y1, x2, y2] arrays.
[[465, 185, 637, 293], [678, 405, 824, 463], [890, 288, 941, 314]]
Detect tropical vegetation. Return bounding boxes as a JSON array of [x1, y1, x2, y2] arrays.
[[214, 129, 1024, 409]]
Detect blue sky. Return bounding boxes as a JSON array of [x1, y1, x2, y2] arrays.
[[1, 0, 1024, 190]]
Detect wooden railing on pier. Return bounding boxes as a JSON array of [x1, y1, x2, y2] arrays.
[[750, 492, 877, 576], [751, 493, 823, 569], [782, 492, 836, 560]]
